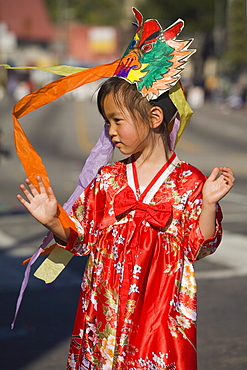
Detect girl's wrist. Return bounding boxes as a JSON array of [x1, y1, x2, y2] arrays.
[[202, 200, 217, 209], [44, 216, 60, 230]]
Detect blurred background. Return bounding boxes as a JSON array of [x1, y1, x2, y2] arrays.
[[0, 0, 246, 369]]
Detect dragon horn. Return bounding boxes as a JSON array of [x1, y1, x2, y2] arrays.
[[132, 7, 143, 29], [163, 19, 184, 40]]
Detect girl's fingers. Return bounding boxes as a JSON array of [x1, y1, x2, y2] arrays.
[[36, 175, 47, 194], [223, 172, 234, 182], [19, 183, 35, 202], [23, 176, 49, 197], [219, 167, 234, 177], [18, 176, 45, 202], [46, 186, 56, 201], [16, 193, 30, 208], [207, 167, 220, 182], [222, 170, 235, 185], [217, 167, 235, 185], [25, 178, 39, 196]]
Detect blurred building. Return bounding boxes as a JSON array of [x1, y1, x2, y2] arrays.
[[66, 24, 118, 66], [0, 0, 54, 45], [0, 0, 55, 66]]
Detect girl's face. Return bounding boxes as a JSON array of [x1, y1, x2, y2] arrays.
[[103, 93, 149, 156]]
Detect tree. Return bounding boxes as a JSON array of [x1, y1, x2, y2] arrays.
[[45, 0, 122, 25], [223, 0, 247, 76], [138, 0, 217, 33]]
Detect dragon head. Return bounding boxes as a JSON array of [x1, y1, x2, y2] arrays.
[[114, 8, 195, 100]]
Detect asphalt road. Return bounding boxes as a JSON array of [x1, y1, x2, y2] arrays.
[[0, 89, 246, 370]]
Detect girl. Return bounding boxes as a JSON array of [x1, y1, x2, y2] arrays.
[[17, 77, 234, 369]]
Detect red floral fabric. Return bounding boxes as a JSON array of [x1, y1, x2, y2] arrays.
[[62, 154, 222, 370]]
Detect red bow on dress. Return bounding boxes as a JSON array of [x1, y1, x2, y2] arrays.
[[114, 186, 172, 228]]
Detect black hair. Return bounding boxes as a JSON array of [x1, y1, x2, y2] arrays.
[[150, 92, 177, 125]]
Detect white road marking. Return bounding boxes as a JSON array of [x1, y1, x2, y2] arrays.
[[0, 230, 16, 248]]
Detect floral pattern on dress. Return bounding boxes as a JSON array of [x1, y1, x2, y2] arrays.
[[62, 155, 222, 370]]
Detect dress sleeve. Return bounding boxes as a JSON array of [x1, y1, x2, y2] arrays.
[[58, 173, 107, 256], [182, 178, 223, 261]]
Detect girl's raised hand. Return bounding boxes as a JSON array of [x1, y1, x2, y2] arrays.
[[202, 167, 235, 205], [17, 176, 58, 226]]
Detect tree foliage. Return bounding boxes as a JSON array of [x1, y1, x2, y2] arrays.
[[224, 0, 247, 73], [45, 0, 222, 31], [137, 0, 218, 33], [45, 0, 121, 25]]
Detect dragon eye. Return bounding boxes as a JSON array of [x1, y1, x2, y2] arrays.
[[141, 43, 153, 52]]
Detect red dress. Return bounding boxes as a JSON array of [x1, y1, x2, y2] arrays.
[[63, 153, 222, 370]]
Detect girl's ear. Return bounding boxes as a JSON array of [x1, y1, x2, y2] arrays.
[[150, 106, 164, 128]]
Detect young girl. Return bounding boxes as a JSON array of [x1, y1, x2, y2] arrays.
[[17, 77, 234, 370]]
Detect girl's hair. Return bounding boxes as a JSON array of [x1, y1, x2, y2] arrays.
[[97, 77, 173, 158]]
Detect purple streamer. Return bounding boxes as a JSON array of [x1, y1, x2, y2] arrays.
[[10, 234, 53, 329], [63, 123, 114, 211], [169, 113, 180, 150], [11, 124, 114, 328]]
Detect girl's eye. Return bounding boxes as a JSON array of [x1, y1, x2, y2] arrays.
[[105, 119, 121, 127]]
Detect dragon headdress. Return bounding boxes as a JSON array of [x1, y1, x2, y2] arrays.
[[2, 8, 196, 327], [115, 8, 195, 99]]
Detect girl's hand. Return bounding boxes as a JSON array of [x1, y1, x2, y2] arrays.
[[202, 167, 235, 205], [17, 176, 58, 227]]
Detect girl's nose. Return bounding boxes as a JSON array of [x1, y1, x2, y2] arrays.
[[108, 123, 117, 138]]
